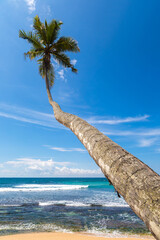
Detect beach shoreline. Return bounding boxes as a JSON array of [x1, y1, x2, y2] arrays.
[[0, 232, 155, 240]]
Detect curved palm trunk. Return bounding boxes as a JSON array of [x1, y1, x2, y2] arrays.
[[45, 76, 160, 240]]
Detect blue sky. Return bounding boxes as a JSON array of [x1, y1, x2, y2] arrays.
[[0, 0, 160, 177]]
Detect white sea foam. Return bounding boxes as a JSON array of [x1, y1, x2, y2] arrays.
[[0, 204, 21, 207], [0, 223, 71, 233], [0, 184, 88, 192], [39, 200, 90, 207], [86, 227, 151, 239], [38, 200, 128, 208], [102, 203, 128, 207], [86, 228, 129, 238]]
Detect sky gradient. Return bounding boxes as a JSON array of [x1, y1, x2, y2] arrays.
[[0, 0, 160, 177]]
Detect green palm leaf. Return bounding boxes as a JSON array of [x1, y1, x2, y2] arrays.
[[47, 20, 63, 44], [33, 15, 47, 45], [19, 30, 43, 49], [53, 52, 71, 68], [24, 48, 43, 60], [38, 59, 55, 87], [52, 52, 77, 72], [53, 37, 80, 52], [48, 63, 55, 87]]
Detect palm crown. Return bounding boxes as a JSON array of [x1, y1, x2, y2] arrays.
[[19, 15, 80, 88]]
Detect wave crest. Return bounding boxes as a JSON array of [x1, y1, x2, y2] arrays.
[[0, 184, 89, 192]]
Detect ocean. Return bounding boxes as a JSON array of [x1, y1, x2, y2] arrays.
[[0, 178, 150, 237]]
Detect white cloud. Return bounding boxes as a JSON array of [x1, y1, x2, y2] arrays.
[[4, 157, 102, 177], [58, 69, 65, 81], [49, 147, 86, 152], [71, 59, 77, 66], [7, 158, 70, 171], [55, 166, 101, 175], [24, 0, 36, 13], [138, 138, 157, 147], [88, 115, 149, 125]]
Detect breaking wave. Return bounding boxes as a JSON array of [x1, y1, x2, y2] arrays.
[[0, 200, 128, 208], [39, 200, 128, 207], [0, 184, 89, 192]]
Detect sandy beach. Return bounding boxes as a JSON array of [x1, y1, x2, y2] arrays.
[[0, 233, 154, 240]]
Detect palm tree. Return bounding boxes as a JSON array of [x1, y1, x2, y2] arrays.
[[19, 16, 160, 240]]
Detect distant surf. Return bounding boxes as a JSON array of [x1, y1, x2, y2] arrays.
[[0, 184, 88, 192]]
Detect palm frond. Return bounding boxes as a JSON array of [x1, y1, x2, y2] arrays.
[[46, 20, 63, 44], [33, 15, 47, 45], [46, 20, 56, 44], [24, 48, 43, 60], [48, 62, 55, 87], [53, 51, 78, 73], [45, 20, 48, 30], [38, 59, 55, 88], [53, 37, 80, 52], [19, 30, 44, 49], [52, 52, 72, 68], [71, 67, 78, 73], [39, 61, 45, 78]]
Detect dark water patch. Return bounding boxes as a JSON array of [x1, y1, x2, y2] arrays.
[[90, 204, 102, 207], [54, 204, 66, 206], [21, 203, 39, 207]]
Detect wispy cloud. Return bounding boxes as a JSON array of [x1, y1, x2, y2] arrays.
[[104, 128, 160, 136], [47, 146, 86, 152], [88, 115, 149, 125], [103, 128, 160, 148], [1, 103, 158, 144], [58, 69, 66, 81], [0, 103, 65, 130], [71, 59, 77, 66], [24, 0, 36, 13], [138, 138, 157, 147]]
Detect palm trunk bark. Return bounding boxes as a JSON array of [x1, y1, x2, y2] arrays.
[[45, 76, 160, 240]]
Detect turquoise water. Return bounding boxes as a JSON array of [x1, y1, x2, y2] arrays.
[[0, 178, 149, 237]]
